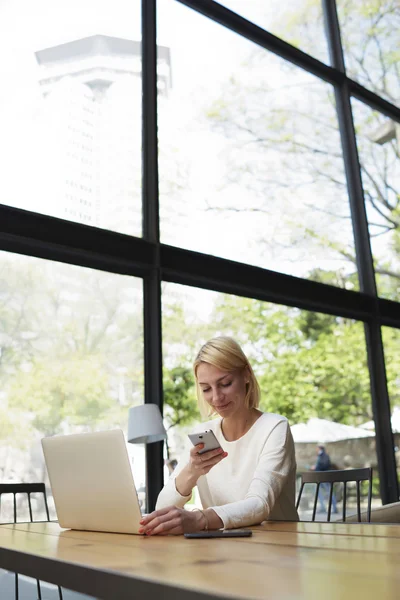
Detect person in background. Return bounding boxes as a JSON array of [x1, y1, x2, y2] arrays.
[[165, 458, 178, 475], [311, 444, 338, 514], [139, 336, 299, 535]]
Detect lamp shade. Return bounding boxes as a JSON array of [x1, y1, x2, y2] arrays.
[[127, 404, 167, 444]]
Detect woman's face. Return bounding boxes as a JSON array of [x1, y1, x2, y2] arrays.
[[197, 362, 249, 417]]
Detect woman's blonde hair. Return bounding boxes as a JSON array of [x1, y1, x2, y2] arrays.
[[193, 336, 260, 418]]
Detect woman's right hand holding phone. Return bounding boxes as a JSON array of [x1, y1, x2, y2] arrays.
[[175, 444, 228, 496], [189, 444, 228, 477]]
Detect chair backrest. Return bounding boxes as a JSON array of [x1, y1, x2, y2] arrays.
[[0, 483, 50, 524], [296, 467, 372, 522]]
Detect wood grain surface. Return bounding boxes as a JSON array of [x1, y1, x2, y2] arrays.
[[1, 521, 400, 600]]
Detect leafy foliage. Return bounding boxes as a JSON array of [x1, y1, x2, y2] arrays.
[[7, 354, 115, 437], [0, 255, 143, 448], [163, 367, 199, 432], [1, 2, 400, 479], [205, 0, 400, 297], [208, 293, 374, 425]]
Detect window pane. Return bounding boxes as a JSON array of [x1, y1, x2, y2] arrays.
[[352, 99, 400, 300], [0, 252, 145, 521], [158, 1, 358, 290], [337, 0, 400, 107], [162, 282, 380, 519], [0, 0, 143, 236], [218, 0, 329, 64], [382, 327, 400, 497]]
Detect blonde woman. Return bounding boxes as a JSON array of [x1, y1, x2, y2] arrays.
[[139, 336, 298, 536]]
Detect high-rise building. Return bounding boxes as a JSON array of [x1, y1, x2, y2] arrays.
[[35, 35, 171, 234]]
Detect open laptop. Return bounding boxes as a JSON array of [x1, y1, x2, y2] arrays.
[[41, 429, 142, 534]]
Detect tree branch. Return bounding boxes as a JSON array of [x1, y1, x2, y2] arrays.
[[375, 266, 400, 280], [361, 166, 398, 220]]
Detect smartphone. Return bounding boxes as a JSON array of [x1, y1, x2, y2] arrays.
[[185, 529, 252, 538], [188, 430, 222, 454]]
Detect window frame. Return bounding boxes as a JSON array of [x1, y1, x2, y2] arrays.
[[0, 0, 398, 508]]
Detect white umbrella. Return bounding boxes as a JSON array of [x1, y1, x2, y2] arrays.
[[359, 406, 400, 434], [291, 418, 375, 444]]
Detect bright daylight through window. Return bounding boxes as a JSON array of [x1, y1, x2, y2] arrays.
[[158, 0, 358, 289], [0, 252, 144, 521], [162, 282, 381, 519], [0, 0, 143, 237], [0, 0, 399, 539]]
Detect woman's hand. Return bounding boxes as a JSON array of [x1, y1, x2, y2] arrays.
[[138, 506, 205, 536], [188, 443, 228, 477], [175, 444, 228, 496]]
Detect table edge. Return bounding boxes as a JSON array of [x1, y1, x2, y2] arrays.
[[0, 546, 231, 600]]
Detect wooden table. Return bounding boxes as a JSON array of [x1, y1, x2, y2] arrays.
[[1, 521, 400, 600]]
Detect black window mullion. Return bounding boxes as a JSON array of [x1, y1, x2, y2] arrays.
[[160, 245, 376, 322], [143, 271, 164, 512], [177, 0, 400, 123], [2, 0, 399, 510], [349, 80, 400, 124], [177, 0, 341, 86], [379, 299, 400, 330], [142, 0, 164, 512], [142, 0, 160, 244], [322, 0, 345, 72], [364, 321, 399, 502], [323, 0, 399, 503], [322, 0, 376, 299], [0, 204, 154, 277]]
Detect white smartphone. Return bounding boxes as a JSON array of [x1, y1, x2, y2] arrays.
[[188, 430, 223, 455]]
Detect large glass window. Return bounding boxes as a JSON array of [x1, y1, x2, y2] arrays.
[[0, 252, 144, 521], [0, 0, 399, 518], [158, 1, 357, 289], [352, 100, 400, 301], [0, 0, 143, 236], [337, 0, 400, 107], [162, 282, 379, 519], [218, 0, 329, 64], [382, 327, 400, 495]]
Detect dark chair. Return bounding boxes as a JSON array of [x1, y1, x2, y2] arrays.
[[295, 468, 372, 522], [0, 483, 63, 600]]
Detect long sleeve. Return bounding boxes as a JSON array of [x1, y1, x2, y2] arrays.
[[210, 419, 297, 529], [155, 454, 192, 510], [155, 413, 298, 529]]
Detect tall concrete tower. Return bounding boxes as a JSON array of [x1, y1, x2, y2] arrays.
[[35, 35, 172, 234]]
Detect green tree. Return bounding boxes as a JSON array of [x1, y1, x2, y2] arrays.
[[193, 0, 400, 430], [205, 0, 400, 296], [7, 354, 115, 437], [163, 366, 200, 458], [258, 320, 371, 424], [0, 254, 143, 452], [382, 326, 400, 407], [210, 294, 372, 425]]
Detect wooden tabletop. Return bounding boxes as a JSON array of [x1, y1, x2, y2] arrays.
[[1, 520, 400, 600]]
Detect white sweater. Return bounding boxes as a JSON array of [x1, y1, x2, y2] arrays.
[[156, 412, 299, 528]]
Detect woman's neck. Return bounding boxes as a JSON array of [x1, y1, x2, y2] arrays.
[[221, 408, 262, 442]]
